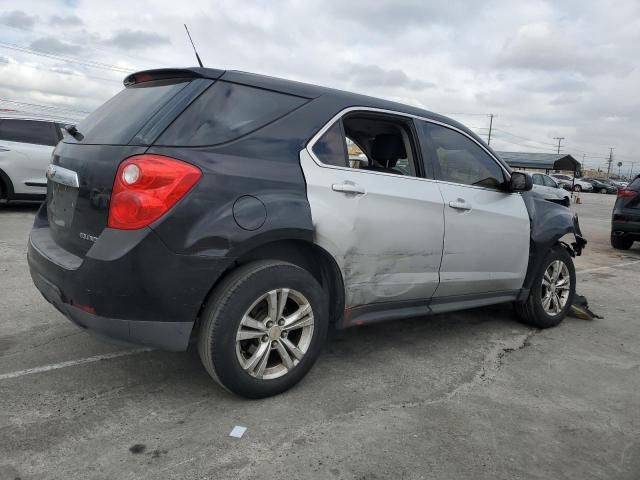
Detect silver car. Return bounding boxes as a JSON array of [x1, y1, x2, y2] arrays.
[[0, 117, 63, 201]]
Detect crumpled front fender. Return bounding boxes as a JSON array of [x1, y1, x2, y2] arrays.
[[518, 191, 587, 297]]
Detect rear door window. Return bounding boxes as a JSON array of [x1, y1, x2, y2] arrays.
[[0, 119, 59, 146], [72, 79, 191, 145], [157, 82, 307, 146], [312, 121, 348, 167], [532, 174, 544, 186]]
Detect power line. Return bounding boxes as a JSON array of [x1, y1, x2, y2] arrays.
[[0, 98, 90, 114], [1, 59, 123, 84], [0, 20, 162, 69], [491, 135, 558, 152], [440, 112, 490, 116], [491, 128, 558, 148], [0, 41, 132, 74]]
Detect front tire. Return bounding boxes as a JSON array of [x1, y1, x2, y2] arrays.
[[516, 246, 575, 328], [600, 188, 608, 194], [198, 260, 328, 398], [573, 185, 582, 192], [611, 234, 634, 250]]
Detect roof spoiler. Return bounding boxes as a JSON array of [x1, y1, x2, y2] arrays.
[[123, 67, 225, 87]]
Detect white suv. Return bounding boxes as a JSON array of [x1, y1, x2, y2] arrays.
[[0, 117, 63, 201]]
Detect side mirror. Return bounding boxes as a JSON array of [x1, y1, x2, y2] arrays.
[[508, 172, 532, 192]]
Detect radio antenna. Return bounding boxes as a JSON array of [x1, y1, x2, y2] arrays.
[[184, 24, 204, 68]]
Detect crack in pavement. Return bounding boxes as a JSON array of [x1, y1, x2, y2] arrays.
[[154, 329, 540, 478], [0, 330, 83, 359]]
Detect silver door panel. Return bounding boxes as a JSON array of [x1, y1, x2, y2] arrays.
[[435, 182, 530, 297], [300, 149, 445, 308]]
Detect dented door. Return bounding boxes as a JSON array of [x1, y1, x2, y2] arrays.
[[300, 149, 445, 308]]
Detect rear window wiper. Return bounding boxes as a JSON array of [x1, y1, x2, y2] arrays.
[[63, 124, 84, 141]]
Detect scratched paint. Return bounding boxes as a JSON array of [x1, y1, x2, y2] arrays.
[[300, 149, 445, 307]]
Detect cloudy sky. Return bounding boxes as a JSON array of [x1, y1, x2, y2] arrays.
[[1, 0, 639, 175]]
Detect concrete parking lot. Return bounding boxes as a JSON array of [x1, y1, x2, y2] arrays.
[[1, 193, 639, 480]]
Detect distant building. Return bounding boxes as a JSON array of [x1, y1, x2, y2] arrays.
[[497, 151, 581, 175]]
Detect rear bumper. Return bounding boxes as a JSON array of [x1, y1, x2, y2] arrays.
[[28, 220, 230, 351], [612, 222, 640, 239], [612, 210, 640, 237], [30, 269, 193, 350]]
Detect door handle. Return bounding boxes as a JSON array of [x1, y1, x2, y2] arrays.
[[449, 199, 472, 211], [0, 145, 10, 152], [332, 183, 365, 195]]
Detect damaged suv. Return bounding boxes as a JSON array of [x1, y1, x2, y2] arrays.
[[28, 68, 586, 398]]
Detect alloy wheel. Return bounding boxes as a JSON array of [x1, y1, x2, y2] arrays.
[[541, 260, 571, 316], [235, 288, 314, 380]]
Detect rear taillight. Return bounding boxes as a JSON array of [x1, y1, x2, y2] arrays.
[[108, 154, 201, 230], [617, 189, 637, 198]]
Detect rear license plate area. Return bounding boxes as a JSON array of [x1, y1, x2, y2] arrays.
[[48, 182, 79, 228]]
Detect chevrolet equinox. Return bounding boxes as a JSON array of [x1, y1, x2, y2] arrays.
[[28, 68, 586, 398]]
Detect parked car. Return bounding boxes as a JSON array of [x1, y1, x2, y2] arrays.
[[528, 172, 571, 206], [611, 175, 640, 249], [0, 117, 64, 201], [581, 177, 618, 194], [27, 67, 586, 398], [611, 179, 628, 189], [550, 174, 593, 192]]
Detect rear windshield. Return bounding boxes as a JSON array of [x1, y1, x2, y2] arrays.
[[69, 79, 190, 145], [156, 81, 307, 146]]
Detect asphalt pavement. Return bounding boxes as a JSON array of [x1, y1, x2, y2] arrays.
[[1, 193, 639, 480]]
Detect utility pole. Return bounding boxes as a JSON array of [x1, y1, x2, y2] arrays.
[[487, 113, 494, 146], [629, 161, 636, 179], [553, 137, 565, 154], [606, 147, 614, 179]]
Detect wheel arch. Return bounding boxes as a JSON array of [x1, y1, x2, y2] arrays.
[[195, 238, 345, 331], [0, 168, 15, 199]]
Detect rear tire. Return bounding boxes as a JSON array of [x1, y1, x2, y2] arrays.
[[197, 260, 328, 398], [516, 246, 575, 329], [611, 234, 634, 250], [600, 188, 607, 194], [573, 185, 582, 192]]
